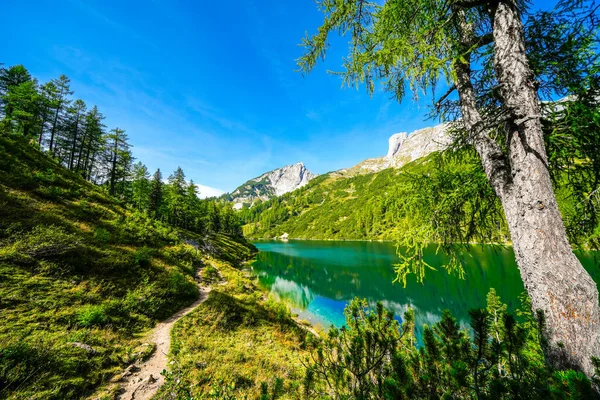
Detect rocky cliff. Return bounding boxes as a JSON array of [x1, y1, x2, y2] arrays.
[[340, 123, 452, 175], [225, 162, 316, 209]]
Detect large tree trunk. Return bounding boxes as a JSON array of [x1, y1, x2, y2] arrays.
[[454, 1, 600, 376], [489, 0, 600, 375]]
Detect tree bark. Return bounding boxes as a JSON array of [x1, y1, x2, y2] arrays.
[[454, 1, 600, 375], [487, 0, 600, 375]]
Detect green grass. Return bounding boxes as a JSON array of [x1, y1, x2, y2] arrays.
[[156, 256, 310, 399], [0, 135, 256, 399]]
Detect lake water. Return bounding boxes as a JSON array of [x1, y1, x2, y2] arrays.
[[251, 240, 600, 339]]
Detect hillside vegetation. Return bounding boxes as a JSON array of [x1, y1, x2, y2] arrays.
[[0, 135, 255, 399], [240, 149, 599, 250]]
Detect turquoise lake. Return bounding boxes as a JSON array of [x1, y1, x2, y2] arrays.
[[251, 240, 600, 339]]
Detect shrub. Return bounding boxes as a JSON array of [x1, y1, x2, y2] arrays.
[[134, 246, 153, 267], [303, 291, 594, 399], [94, 227, 110, 243], [33, 169, 57, 185], [201, 264, 220, 284], [0, 225, 82, 262], [265, 298, 291, 322], [77, 304, 107, 327], [168, 271, 197, 299]]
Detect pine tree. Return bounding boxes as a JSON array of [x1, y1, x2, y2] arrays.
[[0, 65, 34, 129], [47, 75, 72, 155], [300, 0, 600, 374], [76, 106, 105, 180], [149, 168, 163, 219], [3, 80, 40, 137], [63, 99, 86, 170], [131, 162, 151, 211], [37, 81, 58, 147], [185, 180, 200, 230], [105, 127, 132, 197], [165, 167, 187, 226]]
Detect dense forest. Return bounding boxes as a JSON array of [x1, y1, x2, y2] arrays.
[[0, 63, 242, 238]]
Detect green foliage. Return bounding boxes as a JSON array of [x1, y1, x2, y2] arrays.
[[1, 225, 82, 263], [304, 290, 594, 399], [0, 134, 256, 399], [242, 145, 599, 285], [134, 246, 153, 267], [94, 227, 110, 242], [157, 283, 307, 400], [1, 63, 246, 242], [77, 304, 107, 327]]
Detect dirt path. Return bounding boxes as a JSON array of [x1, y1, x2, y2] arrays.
[[117, 286, 211, 400]]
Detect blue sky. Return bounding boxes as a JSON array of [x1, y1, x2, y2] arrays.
[[1, 0, 557, 195]]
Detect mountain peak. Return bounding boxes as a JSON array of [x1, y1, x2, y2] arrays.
[[225, 163, 316, 209], [343, 123, 452, 176]]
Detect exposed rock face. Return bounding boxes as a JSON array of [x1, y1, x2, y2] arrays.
[[348, 123, 452, 175], [387, 132, 408, 158], [226, 162, 316, 209]]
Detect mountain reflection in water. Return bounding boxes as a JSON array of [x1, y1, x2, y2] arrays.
[[251, 240, 600, 341]]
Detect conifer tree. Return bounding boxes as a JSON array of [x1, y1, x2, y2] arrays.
[[63, 99, 86, 170], [0, 65, 34, 130], [37, 81, 58, 147], [3, 80, 40, 137], [47, 75, 72, 155], [131, 162, 151, 212], [166, 167, 186, 225], [149, 168, 163, 219], [105, 127, 132, 197], [185, 180, 200, 230], [76, 106, 105, 180], [300, 0, 600, 374]]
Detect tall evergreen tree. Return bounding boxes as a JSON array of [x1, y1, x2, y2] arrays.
[[166, 167, 187, 226], [185, 180, 200, 230], [63, 99, 86, 170], [149, 168, 163, 218], [300, 0, 600, 375], [105, 127, 132, 197], [0, 65, 33, 125], [76, 106, 105, 180], [131, 162, 151, 211], [37, 81, 58, 147], [47, 75, 72, 155], [3, 80, 40, 137]]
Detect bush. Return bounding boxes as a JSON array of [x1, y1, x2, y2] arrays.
[[201, 264, 220, 284], [0, 225, 82, 262], [134, 246, 153, 267], [94, 227, 110, 243], [77, 304, 107, 327], [265, 298, 291, 322], [33, 169, 57, 185], [303, 291, 594, 399]]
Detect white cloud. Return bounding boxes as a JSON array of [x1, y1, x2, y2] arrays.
[[195, 184, 225, 199]]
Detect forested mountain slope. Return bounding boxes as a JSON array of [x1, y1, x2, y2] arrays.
[[240, 148, 599, 249], [0, 135, 255, 399]]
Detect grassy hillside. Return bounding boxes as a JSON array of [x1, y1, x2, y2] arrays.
[[156, 253, 309, 399], [0, 135, 256, 399], [239, 150, 599, 249], [239, 153, 504, 241]]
